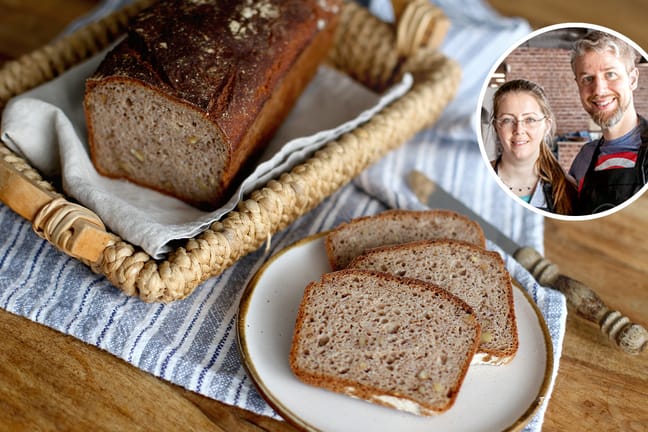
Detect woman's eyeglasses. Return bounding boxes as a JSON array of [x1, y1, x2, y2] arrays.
[[495, 116, 546, 130]]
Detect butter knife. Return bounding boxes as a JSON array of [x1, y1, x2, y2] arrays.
[[407, 169, 647, 355]]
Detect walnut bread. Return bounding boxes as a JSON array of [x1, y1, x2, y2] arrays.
[[84, 0, 342, 210]]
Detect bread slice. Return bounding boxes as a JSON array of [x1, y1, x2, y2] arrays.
[[349, 239, 518, 365], [289, 269, 481, 416], [325, 209, 486, 270]]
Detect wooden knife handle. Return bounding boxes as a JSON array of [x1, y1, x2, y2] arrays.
[[514, 247, 647, 355]]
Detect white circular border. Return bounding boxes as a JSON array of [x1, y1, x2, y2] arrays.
[[475, 22, 648, 221]]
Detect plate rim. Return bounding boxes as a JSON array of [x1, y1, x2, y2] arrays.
[[237, 231, 554, 432]]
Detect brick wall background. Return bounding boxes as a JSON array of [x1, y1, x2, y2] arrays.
[[557, 141, 585, 172], [483, 46, 648, 170]]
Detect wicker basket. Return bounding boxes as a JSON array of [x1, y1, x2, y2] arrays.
[[0, 0, 461, 302]]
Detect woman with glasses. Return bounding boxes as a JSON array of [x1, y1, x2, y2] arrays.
[[490, 79, 577, 215]]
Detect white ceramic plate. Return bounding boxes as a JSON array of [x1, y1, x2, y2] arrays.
[[237, 232, 553, 432]]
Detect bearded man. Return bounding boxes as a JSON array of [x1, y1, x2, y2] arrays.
[[568, 30, 648, 215]]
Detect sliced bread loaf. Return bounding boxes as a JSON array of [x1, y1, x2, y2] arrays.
[[325, 209, 486, 270], [84, 0, 341, 210], [289, 269, 481, 416], [349, 239, 518, 365]]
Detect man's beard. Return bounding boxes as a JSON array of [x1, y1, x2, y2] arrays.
[[589, 97, 629, 130]]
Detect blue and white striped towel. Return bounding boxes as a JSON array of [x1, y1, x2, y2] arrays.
[[0, 1, 566, 430]]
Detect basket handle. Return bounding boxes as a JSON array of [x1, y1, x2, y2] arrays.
[[0, 146, 117, 264], [328, 0, 451, 92], [392, 0, 450, 57]]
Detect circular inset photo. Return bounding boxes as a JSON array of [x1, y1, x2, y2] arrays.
[[477, 23, 648, 220]]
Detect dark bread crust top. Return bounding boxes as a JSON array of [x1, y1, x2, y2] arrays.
[[90, 0, 340, 145]]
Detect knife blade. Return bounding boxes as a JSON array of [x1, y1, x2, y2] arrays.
[[406, 170, 647, 355], [407, 169, 520, 256]]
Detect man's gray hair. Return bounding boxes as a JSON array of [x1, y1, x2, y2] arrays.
[[571, 30, 640, 73]]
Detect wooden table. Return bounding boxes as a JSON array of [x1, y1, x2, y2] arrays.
[[0, 1, 646, 431]]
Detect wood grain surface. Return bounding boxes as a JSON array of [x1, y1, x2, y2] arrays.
[[0, 1, 647, 431], [0, 0, 100, 64]]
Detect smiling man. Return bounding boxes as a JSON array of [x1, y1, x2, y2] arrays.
[[568, 29, 648, 215]]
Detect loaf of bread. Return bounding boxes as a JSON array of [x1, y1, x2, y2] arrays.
[[325, 209, 486, 270], [84, 0, 342, 210], [289, 269, 481, 416], [349, 239, 519, 365]]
